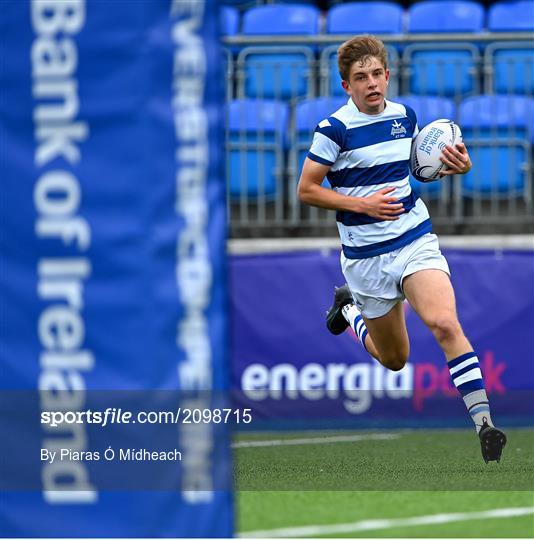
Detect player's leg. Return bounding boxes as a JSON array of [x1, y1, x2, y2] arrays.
[[402, 269, 469, 360], [359, 301, 410, 371], [403, 268, 506, 462], [326, 285, 409, 371]]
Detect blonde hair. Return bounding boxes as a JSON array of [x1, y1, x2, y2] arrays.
[[337, 35, 388, 81]]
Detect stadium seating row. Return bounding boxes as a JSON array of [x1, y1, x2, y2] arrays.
[[227, 94, 534, 199], [225, 44, 534, 100], [221, 1, 533, 101], [222, 1, 534, 36]]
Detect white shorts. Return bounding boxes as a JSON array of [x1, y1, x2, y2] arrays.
[[341, 233, 450, 319]]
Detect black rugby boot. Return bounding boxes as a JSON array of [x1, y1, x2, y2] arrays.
[[479, 418, 507, 463], [326, 284, 354, 335]]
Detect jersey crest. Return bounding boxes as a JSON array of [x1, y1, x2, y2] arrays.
[[391, 119, 407, 139]]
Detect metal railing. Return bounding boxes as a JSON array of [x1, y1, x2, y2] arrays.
[[224, 33, 534, 237]]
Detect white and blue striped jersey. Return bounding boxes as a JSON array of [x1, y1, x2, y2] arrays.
[[308, 98, 432, 259]]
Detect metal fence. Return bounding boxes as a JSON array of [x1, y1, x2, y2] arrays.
[[224, 34, 534, 237]]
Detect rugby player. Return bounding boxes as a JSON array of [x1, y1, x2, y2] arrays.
[[297, 35, 506, 463]]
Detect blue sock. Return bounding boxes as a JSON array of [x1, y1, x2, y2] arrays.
[[448, 351, 494, 433]]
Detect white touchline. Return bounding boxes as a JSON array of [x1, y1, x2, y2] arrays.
[[232, 433, 400, 449], [240, 507, 534, 538]]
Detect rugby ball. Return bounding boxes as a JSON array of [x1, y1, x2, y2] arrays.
[[410, 119, 462, 182]]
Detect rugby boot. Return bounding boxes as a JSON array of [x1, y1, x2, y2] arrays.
[[326, 284, 354, 335], [479, 418, 507, 463]]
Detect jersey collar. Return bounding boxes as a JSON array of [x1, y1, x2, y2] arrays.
[[347, 97, 389, 118]]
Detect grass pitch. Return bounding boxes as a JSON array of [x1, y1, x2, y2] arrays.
[[234, 428, 534, 537]]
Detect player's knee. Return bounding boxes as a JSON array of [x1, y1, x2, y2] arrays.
[[429, 314, 462, 344], [387, 360, 406, 371], [380, 350, 409, 371]]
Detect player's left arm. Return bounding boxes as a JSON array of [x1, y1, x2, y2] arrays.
[[439, 142, 472, 176]]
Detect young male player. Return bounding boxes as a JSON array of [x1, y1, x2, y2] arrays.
[[297, 35, 506, 462]]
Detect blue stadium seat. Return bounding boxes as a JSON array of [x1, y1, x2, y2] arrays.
[[459, 95, 534, 197], [242, 4, 319, 35], [238, 46, 316, 100], [408, 0, 484, 33], [227, 99, 289, 198], [238, 5, 319, 100], [486, 2, 534, 93], [221, 6, 239, 36], [484, 42, 534, 94], [397, 96, 457, 197], [327, 2, 404, 34], [322, 3, 402, 98], [402, 45, 481, 97], [488, 0, 534, 31], [293, 97, 348, 187], [404, 1, 483, 97]]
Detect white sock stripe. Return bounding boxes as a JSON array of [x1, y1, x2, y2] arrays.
[[355, 319, 365, 336], [449, 357, 479, 376], [342, 305, 358, 327], [454, 367, 483, 387]]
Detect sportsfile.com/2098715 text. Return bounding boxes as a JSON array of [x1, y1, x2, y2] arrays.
[[41, 408, 253, 428]]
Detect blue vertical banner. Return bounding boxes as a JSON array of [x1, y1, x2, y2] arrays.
[[0, 0, 231, 536]]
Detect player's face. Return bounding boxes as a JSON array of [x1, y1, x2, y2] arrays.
[[342, 56, 389, 115]]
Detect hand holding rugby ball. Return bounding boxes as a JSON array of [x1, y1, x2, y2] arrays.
[[410, 119, 463, 182]]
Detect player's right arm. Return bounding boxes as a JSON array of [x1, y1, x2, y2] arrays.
[[297, 157, 405, 221]]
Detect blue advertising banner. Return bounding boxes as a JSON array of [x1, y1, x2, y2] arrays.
[[230, 248, 534, 427], [0, 0, 231, 536]]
